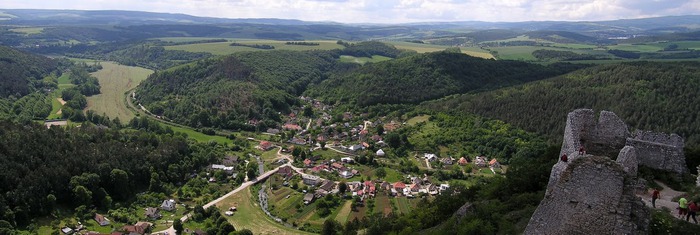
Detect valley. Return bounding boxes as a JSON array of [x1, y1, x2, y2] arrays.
[[0, 7, 700, 235]]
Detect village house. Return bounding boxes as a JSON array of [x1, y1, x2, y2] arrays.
[[474, 156, 488, 168], [283, 123, 302, 131], [211, 164, 235, 175], [121, 222, 151, 235], [441, 157, 454, 165], [94, 213, 110, 226], [393, 182, 406, 196], [340, 170, 354, 179], [258, 141, 274, 151], [440, 184, 450, 193], [303, 158, 313, 167], [424, 153, 438, 162], [318, 180, 336, 195], [457, 157, 469, 165], [302, 174, 320, 186], [222, 155, 238, 166], [331, 162, 345, 171], [144, 207, 161, 220], [160, 199, 176, 211], [348, 144, 363, 152], [347, 181, 362, 192], [341, 157, 354, 163], [266, 128, 280, 134], [289, 137, 307, 145], [489, 158, 501, 169], [277, 165, 295, 179]]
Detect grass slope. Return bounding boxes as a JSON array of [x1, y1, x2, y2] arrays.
[[85, 61, 152, 121], [164, 39, 343, 55]]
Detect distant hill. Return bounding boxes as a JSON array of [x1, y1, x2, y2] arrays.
[[523, 30, 603, 44], [422, 62, 700, 146], [135, 50, 339, 130], [305, 51, 585, 106], [0, 46, 58, 97]]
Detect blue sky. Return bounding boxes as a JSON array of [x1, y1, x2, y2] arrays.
[[3, 0, 700, 23]]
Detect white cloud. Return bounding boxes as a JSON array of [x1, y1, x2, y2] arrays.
[[2, 0, 699, 23]]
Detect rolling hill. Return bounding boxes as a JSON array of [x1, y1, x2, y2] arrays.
[[421, 61, 700, 146]]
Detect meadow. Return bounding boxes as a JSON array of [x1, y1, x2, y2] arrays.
[[386, 41, 494, 59], [85, 61, 152, 122], [339, 55, 391, 64], [162, 38, 344, 55], [9, 27, 44, 34]]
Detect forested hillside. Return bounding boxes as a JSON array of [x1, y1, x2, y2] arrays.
[[0, 46, 61, 98], [422, 62, 700, 146], [136, 50, 339, 130], [307, 51, 585, 106], [0, 121, 224, 227]]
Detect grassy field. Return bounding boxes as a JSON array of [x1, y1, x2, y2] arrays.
[[382, 167, 403, 182], [164, 39, 344, 55], [47, 73, 74, 120], [166, 124, 231, 144], [216, 187, 312, 235], [9, 27, 44, 34], [85, 61, 152, 121], [607, 41, 700, 52], [334, 201, 353, 224], [386, 41, 494, 59], [406, 115, 430, 126], [339, 55, 392, 64]]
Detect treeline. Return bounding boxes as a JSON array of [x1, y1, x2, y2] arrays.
[[0, 46, 63, 98], [286, 41, 319, 46], [158, 38, 228, 46], [337, 40, 403, 58], [136, 50, 339, 130], [609, 49, 700, 60], [0, 121, 224, 228], [423, 61, 700, 146], [307, 51, 587, 106], [532, 49, 607, 61], [230, 42, 275, 50]]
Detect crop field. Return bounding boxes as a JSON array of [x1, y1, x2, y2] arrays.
[[163, 39, 344, 55], [9, 27, 44, 34], [339, 55, 392, 64], [334, 201, 353, 224], [217, 187, 313, 235], [85, 61, 152, 121], [386, 41, 494, 59]]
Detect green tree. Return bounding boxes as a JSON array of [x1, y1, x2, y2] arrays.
[[173, 219, 183, 235], [72, 185, 92, 207], [322, 219, 341, 235], [110, 169, 130, 200], [375, 168, 386, 179], [338, 182, 347, 195]]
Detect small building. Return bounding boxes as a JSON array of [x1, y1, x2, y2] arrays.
[[61, 227, 73, 234], [341, 157, 354, 163], [340, 170, 354, 179], [266, 128, 280, 134], [144, 207, 161, 220], [224, 211, 234, 216], [424, 153, 438, 162], [474, 156, 488, 168], [303, 193, 316, 204], [303, 158, 313, 167], [439, 184, 450, 193], [258, 141, 274, 151], [161, 199, 176, 211], [376, 149, 385, 157], [441, 157, 454, 165], [489, 158, 501, 169], [457, 157, 469, 165], [348, 144, 363, 152], [94, 213, 110, 226]]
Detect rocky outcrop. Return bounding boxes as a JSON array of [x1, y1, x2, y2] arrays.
[[525, 156, 649, 235]]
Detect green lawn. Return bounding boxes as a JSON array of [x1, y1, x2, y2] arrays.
[[406, 115, 430, 126], [85, 61, 153, 122], [334, 200, 353, 224], [165, 124, 231, 144], [382, 168, 403, 182], [9, 27, 44, 34]]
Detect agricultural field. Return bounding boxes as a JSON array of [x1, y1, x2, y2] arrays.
[[387, 41, 494, 59], [163, 39, 344, 55], [339, 55, 392, 64], [9, 27, 44, 34], [606, 41, 700, 52], [85, 61, 152, 122]]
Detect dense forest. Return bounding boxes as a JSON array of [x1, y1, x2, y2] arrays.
[[422, 62, 700, 146], [307, 51, 586, 106], [0, 46, 61, 98], [0, 121, 225, 228], [136, 50, 340, 130]]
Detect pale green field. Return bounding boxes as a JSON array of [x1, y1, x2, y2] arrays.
[[216, 187, 313, 235], [387, 41, 495, 59], [406, 115, 430, 126], [164, 39, 344, 55], [85, 61, 153, 121], [9, 27, 44, 34], [47, 73, 74, 120], [490, 46, 610, 61], [339, 55, 392, 64]]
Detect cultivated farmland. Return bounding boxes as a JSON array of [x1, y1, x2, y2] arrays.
[[85, 61, 152, 121]]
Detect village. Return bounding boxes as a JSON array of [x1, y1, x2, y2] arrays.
[[66, 96, 505, 235]]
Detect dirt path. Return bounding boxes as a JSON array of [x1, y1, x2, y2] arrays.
[[638, 180, 688, 218]]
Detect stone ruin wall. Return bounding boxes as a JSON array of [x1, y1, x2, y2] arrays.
[[559, 109, 686, 174]]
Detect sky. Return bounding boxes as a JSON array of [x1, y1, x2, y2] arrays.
[[3, 0, 700, 24]]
